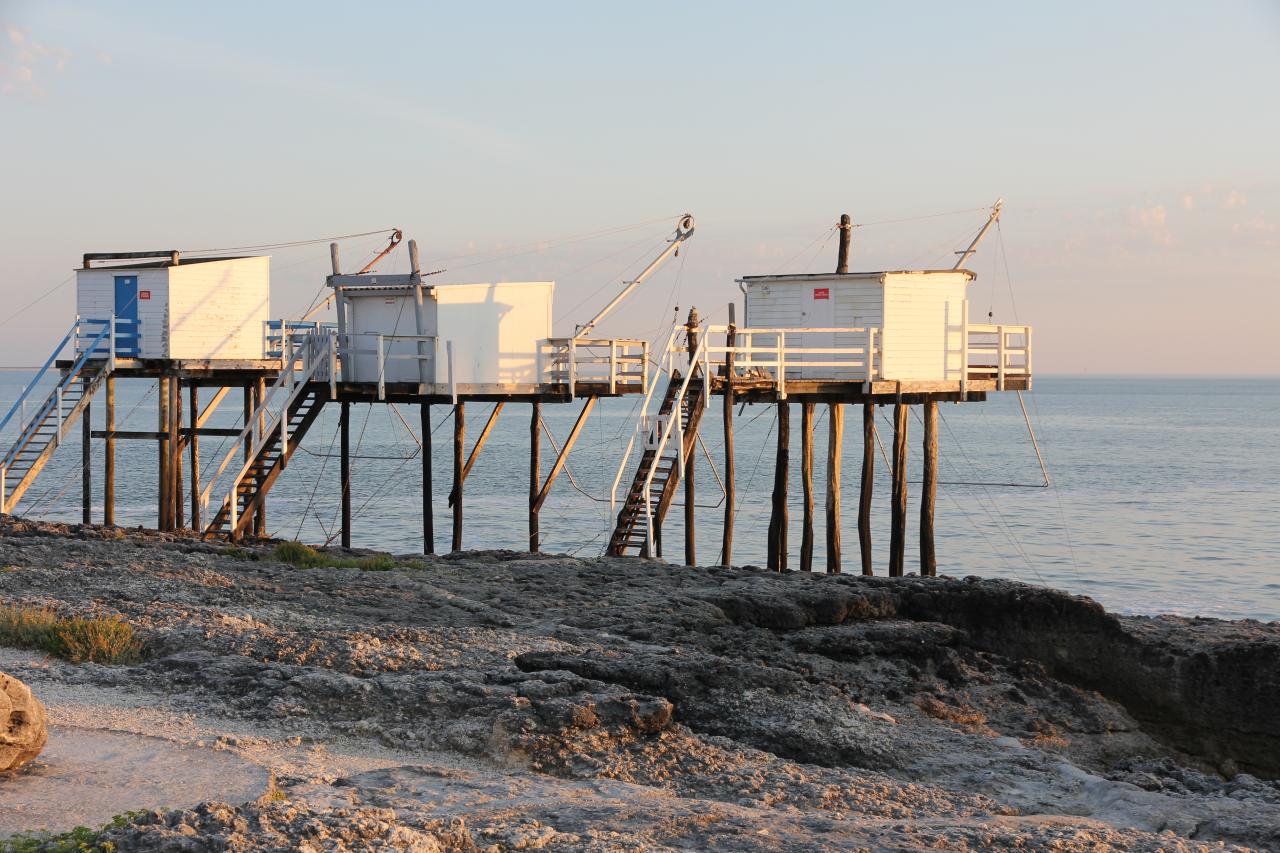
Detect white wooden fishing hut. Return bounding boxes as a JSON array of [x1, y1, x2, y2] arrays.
[[0, 216, 694, 554], [605, 201, 1036, 578]]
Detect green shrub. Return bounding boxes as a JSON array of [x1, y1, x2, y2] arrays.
[[0, 810, 143, 851], [0, 605, 142, 665], [270, 541, 419, 572]]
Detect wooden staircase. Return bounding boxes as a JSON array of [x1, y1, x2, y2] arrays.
[[204, 387, 326, 539], [607, 367, 706, 556], [1, 320, 114, 514], [199, 329, 334, 540]]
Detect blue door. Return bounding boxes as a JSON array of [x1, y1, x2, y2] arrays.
[[113, 276, 140, 357]]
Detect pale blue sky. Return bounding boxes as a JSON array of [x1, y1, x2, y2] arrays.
[[2, 1, 1277, 372]]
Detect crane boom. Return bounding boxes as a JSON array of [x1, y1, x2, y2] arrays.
[[576, 214, 695, 337], [952, 199, 1003, 270]]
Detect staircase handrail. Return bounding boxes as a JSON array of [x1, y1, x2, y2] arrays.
[[200, 330, 332, 528], [1, 318, 113, 469], [608, 321, 683, 516], [639, 330, 710, 555]]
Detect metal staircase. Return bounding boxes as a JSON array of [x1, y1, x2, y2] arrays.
[[200, 330, 334, 539], [607, 325, 710, 557], [1, 319, 114, 514]]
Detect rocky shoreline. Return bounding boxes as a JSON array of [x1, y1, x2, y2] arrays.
[[1, 517, 1277, 851]]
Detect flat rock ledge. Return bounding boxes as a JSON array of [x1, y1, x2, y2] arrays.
[[1, 517, 1278, 851]]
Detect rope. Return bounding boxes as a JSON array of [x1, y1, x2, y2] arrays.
[[0, 275, 75, 333], [180, 228, 397, 256]]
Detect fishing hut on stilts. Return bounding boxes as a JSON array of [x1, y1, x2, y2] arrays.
[[0, 217, 696, 554], [607, 200, 1034, 575]]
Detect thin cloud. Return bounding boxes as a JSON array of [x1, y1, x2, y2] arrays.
[[1222, 190, 1248, 210], [0, 22, 71, 98]]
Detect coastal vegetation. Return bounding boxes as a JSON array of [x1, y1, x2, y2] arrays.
[[0, 811, 142, 852], [269, 541, 415, 572], [0, 605, 141, 665]]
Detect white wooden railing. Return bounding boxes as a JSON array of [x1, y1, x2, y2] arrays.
[[965, 324, 1031, 391], [539, 337, 648, 396], [703, 325, 881, 400]]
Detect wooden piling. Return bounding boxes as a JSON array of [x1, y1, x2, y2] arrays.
[[721, 313, 736, 567], [684, 309, 700, 567], [103, 375, 115, 526], [81, 400, 91, 525], [859, 402, 875, 575], [421, 403, 433, 555], [826, 403, 843, 574], [189, 385, 201, 531], [158, 376, 170, 530], [452, 402, 464, 552], [529, 401, 540, 552], [920, 398, 938, 577], [171, 378, 183, 529], [254, 376, 266, 535], [767, 401, 790, 571], [889, 402, 908, 577], [800, 402, 815, 571], [241, 384, 252, 537], [340, 401, 351, 549]]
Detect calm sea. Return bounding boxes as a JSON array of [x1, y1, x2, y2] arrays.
[[2, 373, 1277, 622]]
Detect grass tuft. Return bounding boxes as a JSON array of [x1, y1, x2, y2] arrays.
[[0, 810, 143, 852], [270, 541, 418, 572], [0, 605, 142, 665]]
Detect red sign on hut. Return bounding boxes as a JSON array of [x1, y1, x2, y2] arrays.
[[813, 287, 829, 300]]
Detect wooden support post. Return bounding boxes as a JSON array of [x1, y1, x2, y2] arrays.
[[889, 402, 909, 577], [340, 401, 351, 549], [171, 377, 183, 530], [529, 401, 540, 553], [767, 401, 790, 572], [859, 402, 875, 576], [452, 402, 464, 552], [81, 400, 91, 525], [826, 403, 843, 574], [158, 376, 170, 530], [103, 375, 115, 526], [241, 384, 253, 536], [532, 398, 597, 515], [721, 312, 736, 567], [684, 308, 700, 568], [255, 376, 266, 536], [189, 385, 201, 532], [920, 398, 938, 577], [800, 402, 815, 571], [421, 403, 433, 555]]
